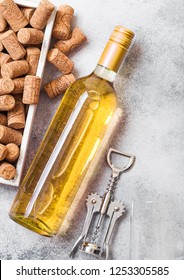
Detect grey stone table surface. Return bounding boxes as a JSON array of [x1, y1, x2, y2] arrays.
[[0, 0, 184, 260]]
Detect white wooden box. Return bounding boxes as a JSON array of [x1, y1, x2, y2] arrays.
[[0, 0, 57, 187]]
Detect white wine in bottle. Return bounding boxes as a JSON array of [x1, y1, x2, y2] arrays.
[[9, 26, 134, 236]]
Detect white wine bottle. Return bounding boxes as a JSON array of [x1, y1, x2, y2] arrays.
[[9, 26, 134, 236]]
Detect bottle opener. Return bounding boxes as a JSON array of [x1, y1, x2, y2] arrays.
[[70, 148, 135, 259]]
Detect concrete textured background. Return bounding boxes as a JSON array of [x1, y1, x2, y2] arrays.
[[0, 0, 184, 260]]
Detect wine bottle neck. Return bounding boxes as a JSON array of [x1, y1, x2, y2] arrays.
[[94, 26, 134, 83], [94, 64, 116, 82]]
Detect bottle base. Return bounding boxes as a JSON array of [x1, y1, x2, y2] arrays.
[[9, 213, 56, 237]]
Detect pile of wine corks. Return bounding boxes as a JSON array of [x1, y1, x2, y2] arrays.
[[0, 0, 55, 180], [0, 1, 87, 180], [44, 4, 87, 99]]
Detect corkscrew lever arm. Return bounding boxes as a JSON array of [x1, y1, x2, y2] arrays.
[[70, 193, 102, 258]]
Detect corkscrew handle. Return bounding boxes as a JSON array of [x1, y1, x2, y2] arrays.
[[107, 148, 136, 179]]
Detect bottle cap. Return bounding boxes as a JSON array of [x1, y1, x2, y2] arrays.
[[98, 26, 134, 72]]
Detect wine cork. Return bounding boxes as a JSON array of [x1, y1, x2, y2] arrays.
[[0, 124, 22, 145], [52, 5, 74, 40], [0, 95, 15, 111], [0, 161, 16, 179], [0, 42, 3, 51], [0, 113, 7, 125], [0, 52, 12, 66], [44, 73, 75, 99], [47, 48, 74, 74], [1, 60, 29, 79], [30, 0, 55, 30], [0, 13, 7, 32], [0, 30, 26, 60], [54, 27, 87, 55], [0, 143, 7, 160], [7, 98, 25, 129], [0, 78, 14, 95], [21, 7, 35, 22], [12, 77, 24, 94], [17, 28, 44, 45], [0, 0, 28, 32], [5, 143, 19, 162], [23, 75, 41, 104], [26, 47, 40, 76]]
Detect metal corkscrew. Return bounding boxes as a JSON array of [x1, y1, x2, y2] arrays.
[[70, 148, 135, 260]]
